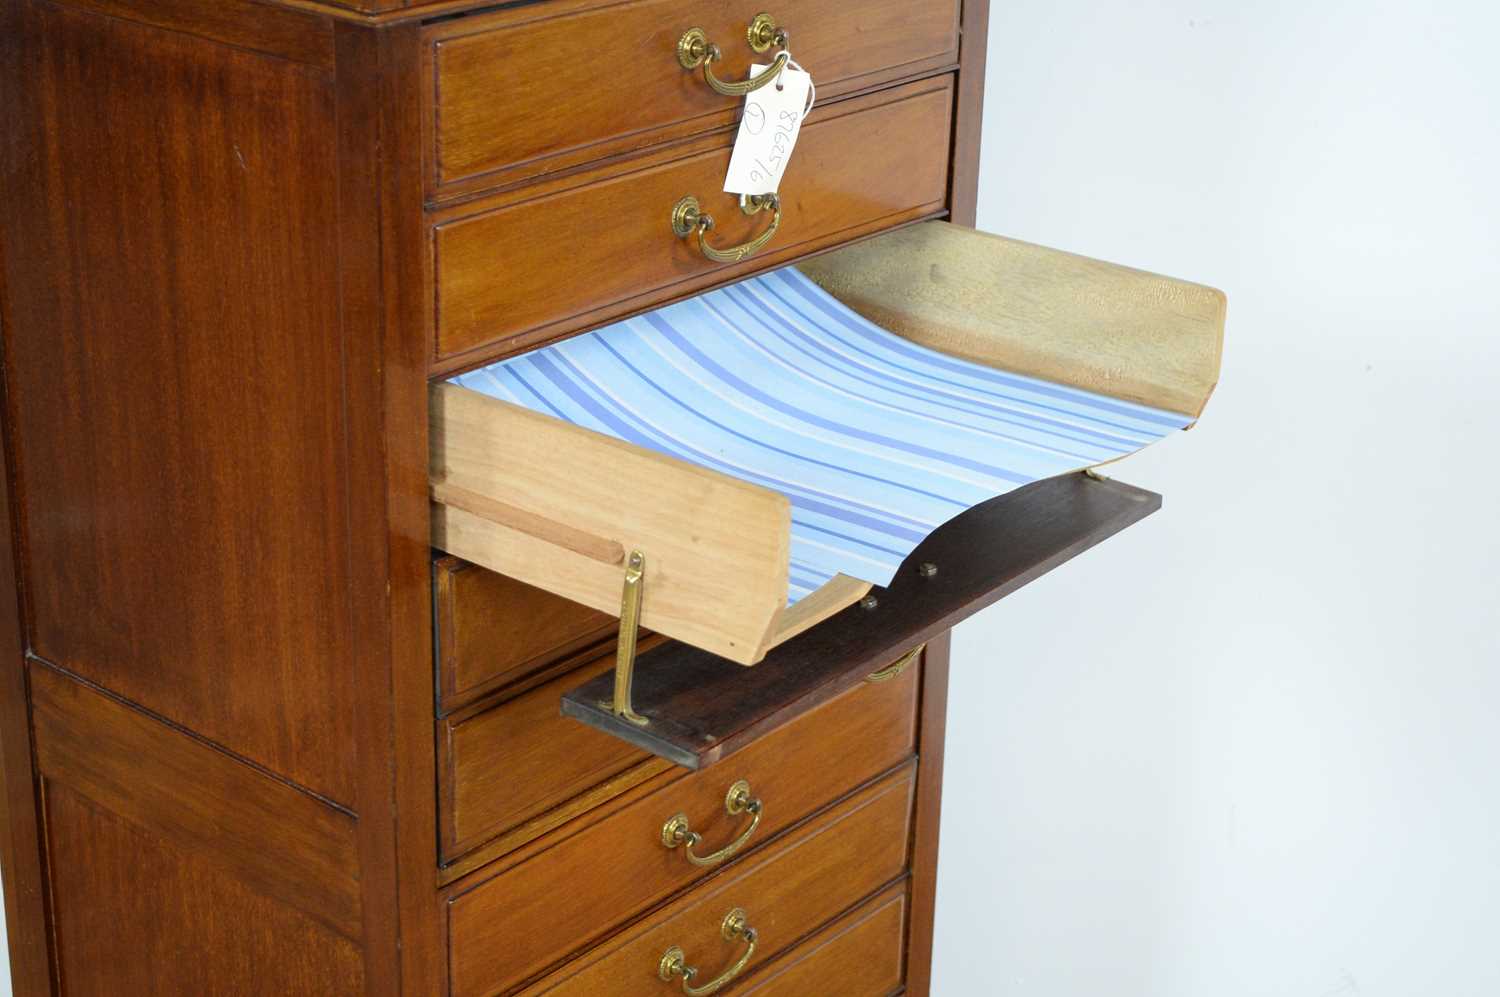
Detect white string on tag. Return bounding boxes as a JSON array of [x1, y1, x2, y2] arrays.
[[775, 47, 816, 116]]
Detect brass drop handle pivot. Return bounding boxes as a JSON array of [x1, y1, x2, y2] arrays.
[[677, 13, 789, 97], [659, 908, 758, 995], [672, 193, 781, 264], [661, 779, 764, 867]]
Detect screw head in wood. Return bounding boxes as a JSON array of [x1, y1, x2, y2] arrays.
[[859, 594, 879, 611], [918, 562, 938, 578]]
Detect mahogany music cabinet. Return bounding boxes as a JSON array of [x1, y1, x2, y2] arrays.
[[0, 0, 1225, 992]]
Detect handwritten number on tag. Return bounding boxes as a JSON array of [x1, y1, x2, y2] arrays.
[[724, 66, 812, 196], [744, 103, 766, 136]]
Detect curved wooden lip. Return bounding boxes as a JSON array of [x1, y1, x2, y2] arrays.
[[798, 221, 1226, 421]]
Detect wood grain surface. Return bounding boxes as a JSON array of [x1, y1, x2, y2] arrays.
[[0, 1, 357, 803], [426, 0, 958, 194], [432, 76, 954, 367], [330, 19, 447, 994], [39, 0, 336, 66], [739, 882, 909, 995], [447, 663, 918, 997], [434, 555, 617, 712], [441, 653, 650, 863], [800, 221, 1227, 418], [29, 663, 363, 942], [431, 382, 792, 664], [0, 134, 51, 987], [948, 0, 990, 226], [516, 764, 915, 995], [43, 780, 365, 996]]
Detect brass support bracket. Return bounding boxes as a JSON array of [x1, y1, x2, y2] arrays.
[[603, 549, 650, 726]]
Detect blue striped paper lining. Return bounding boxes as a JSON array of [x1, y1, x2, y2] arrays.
[[452, 267, 1192, 605]]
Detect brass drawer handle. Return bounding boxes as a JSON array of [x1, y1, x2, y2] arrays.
[[866, 643, 924, 683], [659, 908, 758, 996], [677, 13, 788, 97], [672, 194, 781, 264], [661, 779, 764, 867]]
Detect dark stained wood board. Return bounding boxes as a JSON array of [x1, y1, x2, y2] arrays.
[[563, 471, 1162, 768]]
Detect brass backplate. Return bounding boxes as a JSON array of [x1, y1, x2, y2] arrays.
[[747, 12, 778, 52], [677, 27, 709, 68], [671, 196, 702, 237]]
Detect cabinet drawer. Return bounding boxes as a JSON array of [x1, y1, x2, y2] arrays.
[[439, 651, 653, 868], [431, 77, 953, 369], [423, 0, 959, 197], [739, 882, 908, 996], [445, 660, 919, 997], [512, 765, 915, 996], [430, 219, 1222, 660], [434, 554, 616, 712], [430, 220, 1223, 766]]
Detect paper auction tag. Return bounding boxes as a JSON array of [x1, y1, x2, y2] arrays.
[[723, 65, 813, 196]]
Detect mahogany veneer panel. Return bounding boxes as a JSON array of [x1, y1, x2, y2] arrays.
[[29, 663, 363, 941], [48, 0, 335, 66], [44, 782, 365, 996], [0, 1, 357, 803], [564, 472, 1162, 767]]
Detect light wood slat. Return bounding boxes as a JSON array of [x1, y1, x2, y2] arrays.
[[431, 478, 625, 566], [430, 382, 792, 665]]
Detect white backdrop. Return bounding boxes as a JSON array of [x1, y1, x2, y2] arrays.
[[933, 2, 1500, 995], [4, 2, 1500, 994]]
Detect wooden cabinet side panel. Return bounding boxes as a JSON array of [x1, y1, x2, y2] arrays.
[[0, 256, 53, 994], [43, 780, 365, 996], [28, 663, 364, 942], [330, 19, 445, 997], [0, 2, 358, 803]]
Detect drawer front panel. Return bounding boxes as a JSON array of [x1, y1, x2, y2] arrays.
[[425, 0, 959, 195], [446, 659, 920, 997], [432, 75, 953, 369], [740, 883, 908, 996], [441, 654, 652, 864], [515, 765, 915, 995], [434, 554, 616, 711]]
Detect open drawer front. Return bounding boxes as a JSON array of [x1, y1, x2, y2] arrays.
[[430, 222, 1224, 765]]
